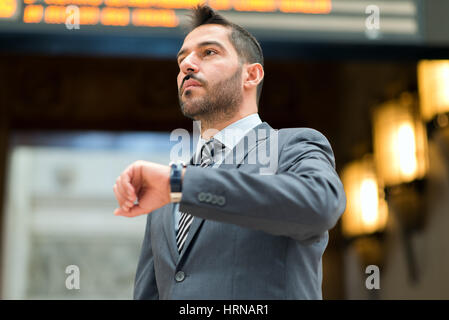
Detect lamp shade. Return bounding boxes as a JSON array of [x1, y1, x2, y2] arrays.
[[372, 95, 429, 187], [341, 155, 388, 238], [418, 60, 449, 122]]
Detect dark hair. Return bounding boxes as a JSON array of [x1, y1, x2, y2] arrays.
[[187, 5, 264, 105]]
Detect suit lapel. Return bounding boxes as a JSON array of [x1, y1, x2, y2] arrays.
[[162, 202, 179, 261], [219, 121, 272, 169], [177, 122, 273, 262]]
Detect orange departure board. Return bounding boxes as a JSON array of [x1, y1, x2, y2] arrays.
[[0, 0, 331, 28], [0, 0, 421, 45]]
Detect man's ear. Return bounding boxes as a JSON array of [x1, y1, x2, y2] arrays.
[[243, 63, 264, 90]]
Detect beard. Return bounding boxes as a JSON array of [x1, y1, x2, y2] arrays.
[[178, 65, 243, 123]]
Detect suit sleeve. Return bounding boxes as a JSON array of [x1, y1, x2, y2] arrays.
[[179, 128, 347, 241], [133, 213, 159, 300]]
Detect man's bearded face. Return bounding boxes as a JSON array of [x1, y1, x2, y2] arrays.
[[178, 64, 243, 120]]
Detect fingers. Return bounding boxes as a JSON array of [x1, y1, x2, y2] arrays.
[[114, 207, 125, 216], [117, 176, 133, 203], [123, 167, 137, 202], [113, 183, 131, 212], [114, 175, 134, 212], [113, 160, 153, 218], [114, 204, 148, 218]]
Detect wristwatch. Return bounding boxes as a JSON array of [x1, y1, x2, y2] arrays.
[[169, 161, 186, 203]]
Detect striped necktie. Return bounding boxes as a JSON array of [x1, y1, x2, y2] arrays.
[[176, 138, 223, 253]]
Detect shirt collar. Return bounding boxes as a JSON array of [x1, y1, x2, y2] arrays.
[[194, 113, 262, 163]]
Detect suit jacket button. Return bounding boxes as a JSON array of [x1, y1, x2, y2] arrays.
[[217, 196, 226, 206], [198, 192, 206, 202], [175, 271, 185, 282]]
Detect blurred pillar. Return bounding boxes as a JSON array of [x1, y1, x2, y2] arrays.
[[0, 100, 9, 298]]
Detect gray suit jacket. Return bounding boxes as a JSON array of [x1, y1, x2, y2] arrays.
[[134, 122, 346, 300]]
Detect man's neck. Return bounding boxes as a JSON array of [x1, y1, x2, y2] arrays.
[[199, 110, 258, 140]]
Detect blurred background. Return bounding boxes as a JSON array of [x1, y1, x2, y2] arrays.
[[1, 0, 449, 299]]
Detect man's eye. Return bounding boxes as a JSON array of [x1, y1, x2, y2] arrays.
[[204, 49, 216, 56]]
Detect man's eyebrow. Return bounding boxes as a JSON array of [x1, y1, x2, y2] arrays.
[[177, 41, 227, 61]]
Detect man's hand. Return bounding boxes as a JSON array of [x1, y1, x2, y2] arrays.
[[113, 161, 171, 217]]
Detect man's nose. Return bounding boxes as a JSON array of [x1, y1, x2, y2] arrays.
[[180, 53, 199, 74]]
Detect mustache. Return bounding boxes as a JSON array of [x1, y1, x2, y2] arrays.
[[181, 74, 204, 91]]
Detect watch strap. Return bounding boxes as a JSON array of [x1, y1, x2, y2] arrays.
[[169, 161, 186, 202]]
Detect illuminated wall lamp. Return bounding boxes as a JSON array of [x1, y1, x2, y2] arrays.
[[372, 93, 429, 283], [418, 60, 449, 158], [341, 155, 389, 270]]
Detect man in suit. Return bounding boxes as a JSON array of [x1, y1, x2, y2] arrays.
[[113, 5, 346, 299]]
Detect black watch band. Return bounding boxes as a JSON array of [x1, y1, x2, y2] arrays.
[[169, 161, 186, 202]]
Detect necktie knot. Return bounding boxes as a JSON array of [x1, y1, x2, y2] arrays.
[[200, 138, 225, 167]]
